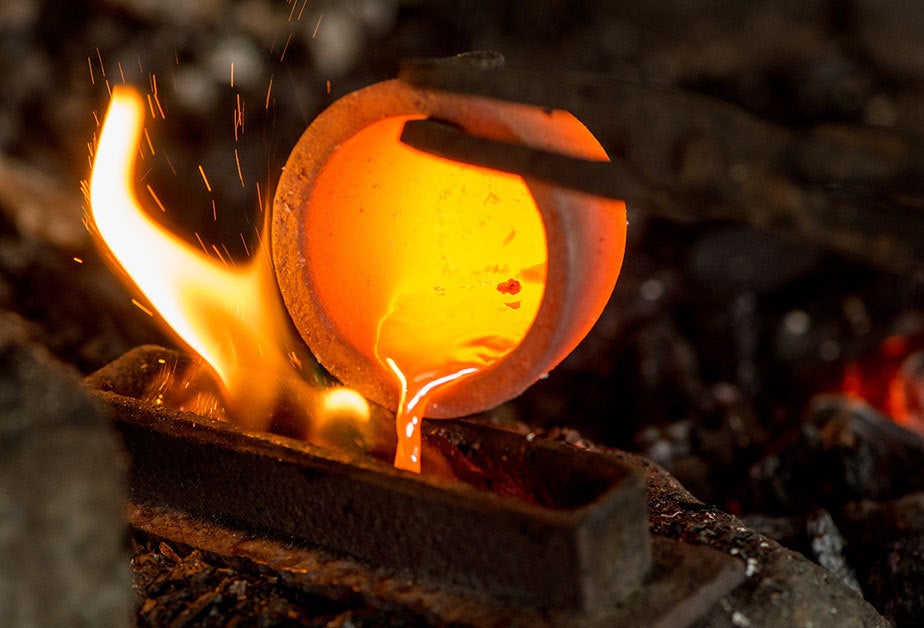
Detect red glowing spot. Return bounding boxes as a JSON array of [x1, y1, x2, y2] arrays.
[[497, 278, 521, 295], [504, 301, 522, 310], [839, 333, 924, 435]]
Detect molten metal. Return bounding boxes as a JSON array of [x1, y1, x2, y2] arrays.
[[274, 80, 626, 470]]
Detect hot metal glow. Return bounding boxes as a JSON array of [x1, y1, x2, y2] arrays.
[[306, 115, 549, 472]]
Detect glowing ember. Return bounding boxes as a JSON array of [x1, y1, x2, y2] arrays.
[[305, 115, 548, 472], [841, 334, 924, 434], [87, 86, 368, 432]]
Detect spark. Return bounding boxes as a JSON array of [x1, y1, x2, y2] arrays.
[[280, 34, 293, 62], [104, 79, 111, 97], [297, 0, 309, 21], [146, 185, 167, 212], [136, 54, 143, 75], [194, 232, 209, 255], [211, 244, 229, 266], [211, 199, 218, 221], [131, 298, 155, 317], [146, 94, 157, 118], [312, 13, 323, 38], [287, 0, 298, 21], [143, 128, 156, 155], [87, 57, 95, 84], [150, 74, 166, 118], [198, 165, 212, 192], [117, 62, 126, 84], [91, 111, 100, 126], [288, 350, 302, 369], [240, 232, 251, 256], [326, 80, 331, 94], [96, 48, 106, 77], [265, 75, 274, 109], [230, 62, 235, 87], [234, 148, 244, 188], [162, 150, 177, 176], [221, 243, 234, 264], [233, 93, 245, 140], [73, 257, 84, 264]]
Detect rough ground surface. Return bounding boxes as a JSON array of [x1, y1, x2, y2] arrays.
[[128, 428, 886, 627]]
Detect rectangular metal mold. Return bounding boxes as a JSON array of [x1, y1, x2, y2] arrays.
[[87, 346, 651, 613]]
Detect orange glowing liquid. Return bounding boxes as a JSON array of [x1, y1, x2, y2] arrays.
[[306, 116, 547, 472]]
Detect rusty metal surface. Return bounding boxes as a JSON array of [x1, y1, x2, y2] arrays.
[[87, 346, 651, 613], [129, 503, 743, 627]]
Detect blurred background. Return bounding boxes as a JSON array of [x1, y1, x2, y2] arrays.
[[2, 2, 924, 622]]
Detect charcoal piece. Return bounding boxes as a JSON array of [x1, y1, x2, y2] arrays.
[[744, 395, 924, 513], [740, 513, 805, 549], [572, 444, 887, 627], [742, 510, 861, 595], [841, 493, 924, 627], [0, 313, 130, 627], [805, 509, 862, 595]]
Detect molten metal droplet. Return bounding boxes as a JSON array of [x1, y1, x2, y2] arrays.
[[273, 80, 627, 472]]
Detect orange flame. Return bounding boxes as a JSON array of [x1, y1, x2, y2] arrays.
[[88, 86, 364, 430], [841, 334, 924, 434]]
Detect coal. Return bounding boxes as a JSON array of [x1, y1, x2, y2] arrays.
[[841, 493, 924, 627], [608, 446, 887, 627], [744, 394, 924, 513], [742, 509, 862, 594]]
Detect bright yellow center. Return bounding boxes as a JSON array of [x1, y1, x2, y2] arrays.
[[305, 115, 548, 471]]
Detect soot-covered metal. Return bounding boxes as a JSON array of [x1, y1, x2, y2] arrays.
[[88, 346, 653, 614]]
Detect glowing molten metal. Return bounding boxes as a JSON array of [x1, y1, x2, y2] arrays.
[[306, 115, 548, 471], [274, 80, 625, 473]]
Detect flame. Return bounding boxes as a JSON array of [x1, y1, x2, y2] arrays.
[[87, 86, 332, 428], [319, 387, 371, 424]]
